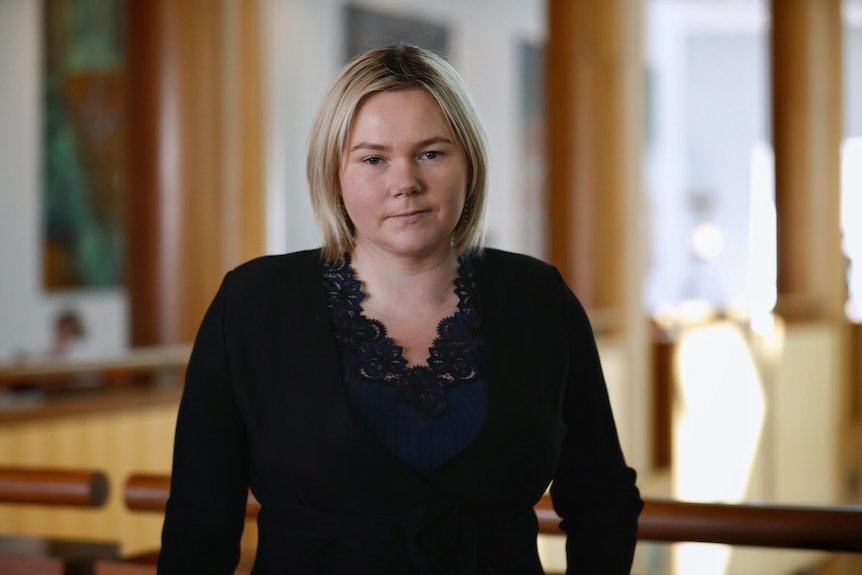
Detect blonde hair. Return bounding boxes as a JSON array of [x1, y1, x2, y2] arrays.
[[306, 44, 489, 261]]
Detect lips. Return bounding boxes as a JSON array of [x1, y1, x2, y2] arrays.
[[390, 210, 430, 223]]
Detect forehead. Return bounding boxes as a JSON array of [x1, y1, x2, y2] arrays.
[[349, 88, 449, 133]]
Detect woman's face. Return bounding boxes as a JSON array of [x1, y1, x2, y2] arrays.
[[339, 88, 468, 263]]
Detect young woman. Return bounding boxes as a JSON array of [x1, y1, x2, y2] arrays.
[[158, 43, 642, 575]]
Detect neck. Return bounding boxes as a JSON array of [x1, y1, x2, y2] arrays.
[[350, 245, 460, 309]]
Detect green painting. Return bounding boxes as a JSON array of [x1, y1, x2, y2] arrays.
[[43, 0, 127, 289]]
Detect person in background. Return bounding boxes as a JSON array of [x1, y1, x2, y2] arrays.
[[158, 43, 643, 574], [50, 309, 87, 357]]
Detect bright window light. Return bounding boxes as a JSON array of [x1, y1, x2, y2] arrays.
[[747, 141, 777, 335], [841, 138, 862, 323], [673, 321, 768, 575]]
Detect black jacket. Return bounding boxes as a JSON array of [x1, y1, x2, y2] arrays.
[[158, 248, 643, 574]]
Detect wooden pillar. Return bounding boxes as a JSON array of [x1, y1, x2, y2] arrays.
[[771, 0, 844, 322], [545, 0, 650, 472], [126, 0, 264, 346], [772, 0, 859, 506], [850, 322, 862, 504], [546, 0, 641, 329]]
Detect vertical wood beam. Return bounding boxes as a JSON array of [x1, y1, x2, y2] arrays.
[[771, 0, 844, 322], [547, 0, 605, 316], [237, 0, 265, 265], [546, 0, 639, 326], [126, 0, 264, 346], [772, 0, 858, 505], [545, 0, 650, 472]]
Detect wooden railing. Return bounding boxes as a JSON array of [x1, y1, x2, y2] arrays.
[[534, 495, 862, 553], [0, 466, 119, 574], [125, 473, 259, 515], [124, 473, 862, 553], [0, 344, 191, 392], [0, 465, 109, 508]]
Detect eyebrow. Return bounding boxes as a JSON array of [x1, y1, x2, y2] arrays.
[[348, 136, 454, 153]]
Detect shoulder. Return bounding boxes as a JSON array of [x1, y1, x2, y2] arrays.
[[221, 248, 323, 298], [471, 248, 592, 327], [230, 248, 322, 278], [471, 247, 563, 289]]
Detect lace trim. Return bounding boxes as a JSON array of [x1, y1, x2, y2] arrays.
[[323, 254, 482, 417]]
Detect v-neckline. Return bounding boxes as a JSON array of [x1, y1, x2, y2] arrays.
[[306, 249, 519, 484], [351, 259, 462, 371]]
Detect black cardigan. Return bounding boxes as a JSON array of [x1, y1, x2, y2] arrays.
[[158, 248, 642, 574]]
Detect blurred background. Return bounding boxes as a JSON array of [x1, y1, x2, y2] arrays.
[[0, 0, 860, 573]]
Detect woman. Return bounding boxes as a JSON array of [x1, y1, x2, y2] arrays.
[[158, 44, 642, 574]]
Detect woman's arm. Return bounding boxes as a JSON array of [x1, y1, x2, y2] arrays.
[[550, 278, 643, 574], [158, 273, 250, 574]]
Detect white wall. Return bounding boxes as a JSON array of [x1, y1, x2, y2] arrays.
[[0, 0, 128, 361]]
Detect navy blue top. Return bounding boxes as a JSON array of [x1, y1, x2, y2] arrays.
[[323, 254, 487, 474]]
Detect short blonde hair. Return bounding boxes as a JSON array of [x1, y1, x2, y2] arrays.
[[306, 44, 489, 261]]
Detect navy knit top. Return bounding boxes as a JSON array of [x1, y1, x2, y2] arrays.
[[323, 254, 487, 475]]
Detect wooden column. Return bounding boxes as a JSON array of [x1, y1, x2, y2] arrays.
[[850, 322, 862, 504], [126, 0, 264, 346], [772, 0, 859, 506], [545, 0, 650, 472], [545, 0, 645, 333], [771, 0, 844, 322]]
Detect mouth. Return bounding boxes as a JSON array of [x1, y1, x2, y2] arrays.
[[390, 210, 430, 223]]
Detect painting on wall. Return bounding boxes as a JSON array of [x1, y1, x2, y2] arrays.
[[42, 0, 127, 289], [344, 4, 450, 62]]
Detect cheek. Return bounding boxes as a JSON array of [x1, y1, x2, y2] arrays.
[[338, 173, 358, 207], [339, 182, 372, 223], [448, 179, 469, 210], [339, 168, 373, 200]]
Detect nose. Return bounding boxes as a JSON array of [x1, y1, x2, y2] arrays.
[[391, 159, 422, 197]]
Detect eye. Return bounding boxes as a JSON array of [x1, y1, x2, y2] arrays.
[[419, 151, 442, 160], [362, 156, 384, 166]]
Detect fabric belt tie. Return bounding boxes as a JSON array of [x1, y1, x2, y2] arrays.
[[259, 497, 526, 574]]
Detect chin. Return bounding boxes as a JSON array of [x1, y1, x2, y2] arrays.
[[389, 241, 450, 259]]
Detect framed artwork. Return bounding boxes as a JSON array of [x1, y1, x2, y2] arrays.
[[344, 4, 450, 62], [42, 0, 127, 289]]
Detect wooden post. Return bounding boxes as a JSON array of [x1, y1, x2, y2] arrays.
[[126, 0, 264, 346], [771, 0, 845, 322], [545, 0, 650, 473]]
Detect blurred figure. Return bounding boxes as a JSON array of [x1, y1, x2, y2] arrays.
[[50, 309, 88, 357]]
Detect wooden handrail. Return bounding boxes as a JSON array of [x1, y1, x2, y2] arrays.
[[537, 495, 862, 553], [125, 473, 862, 553], [642, 498, 862, 552], [0, 344, 191, 390], [0, 465, 109, 507], [125, 473, 260, 515]]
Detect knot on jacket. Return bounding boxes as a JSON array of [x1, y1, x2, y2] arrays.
[[404, 497, 477, 574]]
